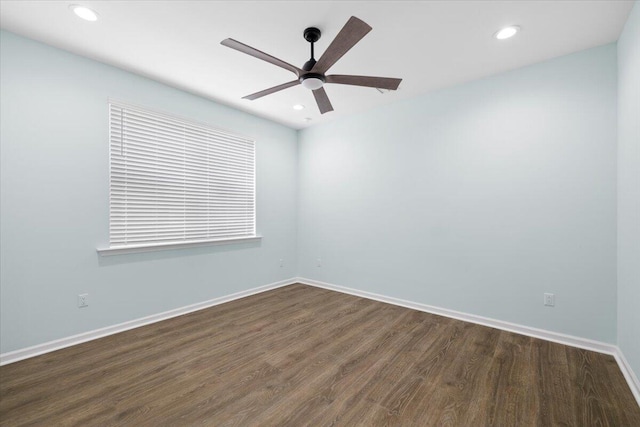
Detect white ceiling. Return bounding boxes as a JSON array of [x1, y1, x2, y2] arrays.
[[0, 1, 633, 129]]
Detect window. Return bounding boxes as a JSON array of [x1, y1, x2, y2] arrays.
[[105, 101, 256, 253]]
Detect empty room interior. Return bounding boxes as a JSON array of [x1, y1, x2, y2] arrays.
[[1, 0, 639, 425]]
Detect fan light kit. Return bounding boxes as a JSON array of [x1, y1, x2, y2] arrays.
[[495, 26, 520, 40], [69, 5, 98, 21], [301, 76, 324, 90], [221, 16, 402, 114]]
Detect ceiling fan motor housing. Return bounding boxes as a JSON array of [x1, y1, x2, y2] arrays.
[[303, 59, 316, 72]]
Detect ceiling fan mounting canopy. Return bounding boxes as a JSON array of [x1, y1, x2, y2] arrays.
[[303, 27, 321, 43], [221, 16, 402, 114]]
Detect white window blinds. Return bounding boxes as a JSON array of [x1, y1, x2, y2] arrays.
[[109, 102, 255, 249]]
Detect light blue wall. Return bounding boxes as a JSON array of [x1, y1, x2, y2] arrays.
[[617, 2, 640, 379], [0, 31, 298, 353], [298, 44, 618, 343], [0, 27, 628, 356]]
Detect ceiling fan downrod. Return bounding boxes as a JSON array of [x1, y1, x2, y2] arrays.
[[302, 27, 321, 72]]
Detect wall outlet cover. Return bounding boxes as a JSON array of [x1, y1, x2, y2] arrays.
[[78, 293, 89, 308], [544, 293, 555, 307]]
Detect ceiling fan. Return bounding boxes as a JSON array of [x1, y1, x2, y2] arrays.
[[221, 16, 402, 114]]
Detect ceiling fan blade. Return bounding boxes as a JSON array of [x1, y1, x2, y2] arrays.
[[221, 38, 302, 76], [312, 16, 372, 74], [312, 87, 334, 114], [242, 80, 301, 100], [326, 75, 402, 90]]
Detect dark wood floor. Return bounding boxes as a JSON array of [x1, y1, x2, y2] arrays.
[[1, 284, 638, 426]]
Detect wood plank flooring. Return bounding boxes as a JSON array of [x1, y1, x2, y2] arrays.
[[1, 284, 638, 426]]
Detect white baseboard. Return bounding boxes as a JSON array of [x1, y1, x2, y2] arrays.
[[2, 276, 639, 408], [0, 278, 296, 366], [296, 277, 616, 354], [296, 276, 640, 407], [613, 347, 640, 406]]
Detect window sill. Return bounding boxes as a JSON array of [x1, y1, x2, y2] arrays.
[[96, 235, 262, 256]]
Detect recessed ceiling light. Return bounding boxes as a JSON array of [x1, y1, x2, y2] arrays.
[[494, 26, 520, 40], [69, 5, 99, 21], [293, 104, 305, 111], [303, 117, 312, 122]]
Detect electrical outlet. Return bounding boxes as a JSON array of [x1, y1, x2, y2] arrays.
[[78, 293, 89, 308], [279, 259, 284, 268], [544, 293, 555, 307], [317, 258, 322, 267]]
